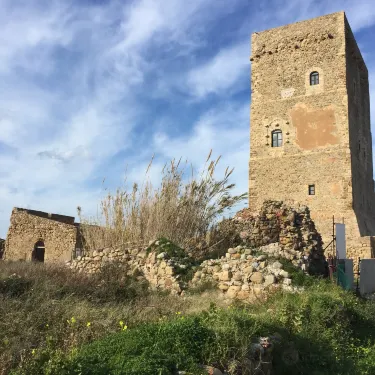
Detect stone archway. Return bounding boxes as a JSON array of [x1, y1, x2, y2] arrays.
[[32, 240, 45, 262]]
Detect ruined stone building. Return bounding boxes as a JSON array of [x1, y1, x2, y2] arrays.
[[4, 208, 81, 262], [249, 11, 375, 260]]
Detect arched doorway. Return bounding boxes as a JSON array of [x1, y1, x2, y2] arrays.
[[32, 240, 45, 262]]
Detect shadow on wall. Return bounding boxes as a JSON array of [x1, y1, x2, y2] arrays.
[[352, 203, 375, 238], [0, 238, 4, 259], [371, 237, 375, 258]]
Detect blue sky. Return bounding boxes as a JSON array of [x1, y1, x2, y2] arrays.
[[1, 0, 375, 238]]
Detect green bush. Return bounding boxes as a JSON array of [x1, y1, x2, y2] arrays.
[[21, 316, 212, 375]]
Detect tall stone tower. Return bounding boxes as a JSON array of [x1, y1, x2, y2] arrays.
[[249, 11, 375, 260]]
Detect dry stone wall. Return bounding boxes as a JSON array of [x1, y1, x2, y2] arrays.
[[191, 244, 303, 301], [67, 202, 327, 301], [67, 239, 190, 294]]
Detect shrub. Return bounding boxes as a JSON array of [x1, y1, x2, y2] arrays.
[[24, 316, 212, 375], [77, 150, 247, 252]]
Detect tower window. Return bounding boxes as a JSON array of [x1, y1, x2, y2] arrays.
[[308, 184, 315, 195], [271, 130, 283, 147], [310, 71, 319, 86]]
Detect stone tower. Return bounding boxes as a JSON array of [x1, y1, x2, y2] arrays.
[[249, 11, 375, 260]]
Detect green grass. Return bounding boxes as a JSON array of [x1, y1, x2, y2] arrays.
[[5, 262, 375, 375]]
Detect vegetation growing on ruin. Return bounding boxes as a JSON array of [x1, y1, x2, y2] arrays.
[[77, 150, 247, 254]]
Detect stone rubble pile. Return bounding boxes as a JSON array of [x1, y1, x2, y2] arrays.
[[191, 245, 303, 301], [231, 201, 327, 276]]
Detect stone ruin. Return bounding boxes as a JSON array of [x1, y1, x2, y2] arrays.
[[228, 200, 328, 276], [66, 201, 328, 301]]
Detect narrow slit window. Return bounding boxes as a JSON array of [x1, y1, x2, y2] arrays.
[[308, 184, 315, 195], [271, 129, 283, 147], [310, 71, 319, 86]]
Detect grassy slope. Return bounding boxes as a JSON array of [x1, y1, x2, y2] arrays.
[[2, 261, 375, 375]]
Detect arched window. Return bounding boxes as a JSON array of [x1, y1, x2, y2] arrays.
[[310, 71, 319, 86], [271, 129, 283, 147], [32, 240, 45, 262]]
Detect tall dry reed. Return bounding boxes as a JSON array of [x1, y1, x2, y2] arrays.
[[77, 150, 247, 251]]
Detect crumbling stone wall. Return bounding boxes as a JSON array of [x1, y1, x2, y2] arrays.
[[191, 244, 301, 302], [232, 201, 327, 275], [67, 240, 188, 294], [68, 202, 327, 300], [5, 208, 78, 262], [249, 11, 375, 262]]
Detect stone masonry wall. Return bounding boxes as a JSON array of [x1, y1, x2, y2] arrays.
[[249, 12, 375, 262], [5, 208, 77, 262], [67, 202, 327, 300], [191, 244, 302, 302], [67, 240, 187, 294]]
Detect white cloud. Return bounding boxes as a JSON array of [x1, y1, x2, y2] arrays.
[[0, 0, 239, 237], [186, 42, 250, 99]]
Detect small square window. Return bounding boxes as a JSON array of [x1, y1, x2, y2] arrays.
[[308, 184, 315, 195]]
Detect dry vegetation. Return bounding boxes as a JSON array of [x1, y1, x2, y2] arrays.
[[77, 151, 247, 252], [0, 261, 228, 375]]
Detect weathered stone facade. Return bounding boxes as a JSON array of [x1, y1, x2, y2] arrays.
[[249, 11, 375, 261], [4, 208, 79, 262]]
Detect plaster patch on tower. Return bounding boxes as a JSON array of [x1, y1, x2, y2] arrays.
[[290, 103, 339, 150]]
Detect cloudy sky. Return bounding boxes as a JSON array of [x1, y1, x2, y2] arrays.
[[1, 0, 375, 238]]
